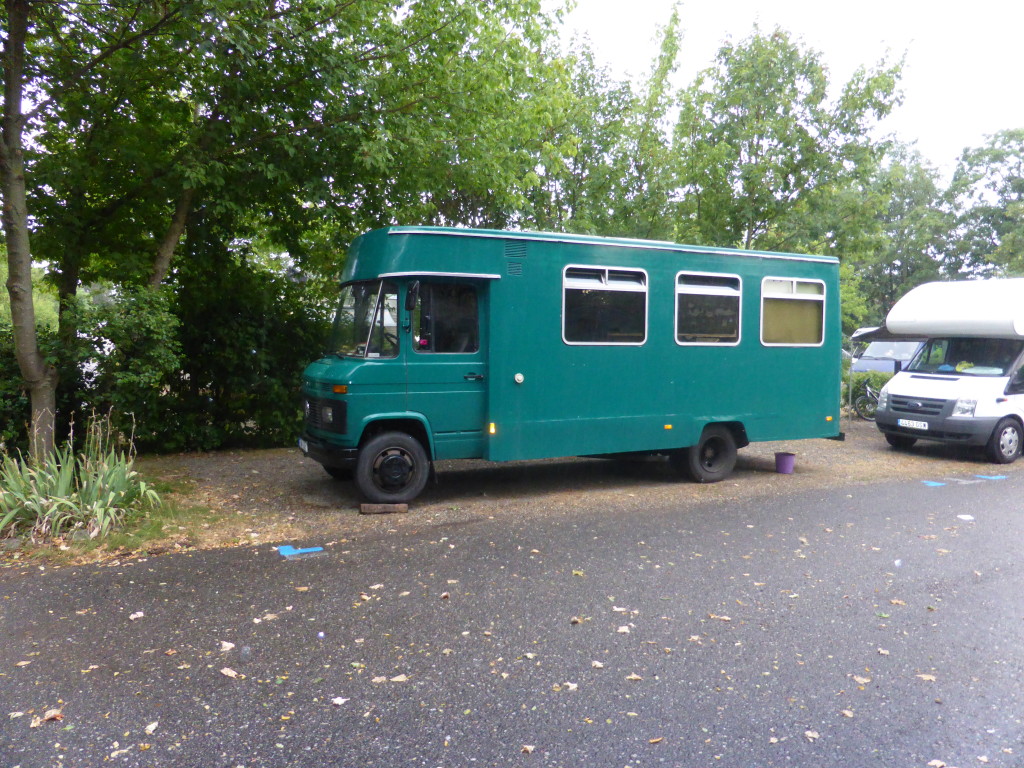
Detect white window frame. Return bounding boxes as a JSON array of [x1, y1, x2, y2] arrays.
[[562, 264, 648, 346], [760, 277, 826, 347], [675, 271, 742, 347]]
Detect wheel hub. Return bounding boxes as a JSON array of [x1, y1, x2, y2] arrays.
[[376, 452, 412, 488]]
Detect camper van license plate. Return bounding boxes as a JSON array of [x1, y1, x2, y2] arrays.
[[897, 419, 928, 431]]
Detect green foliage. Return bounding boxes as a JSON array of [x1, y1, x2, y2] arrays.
[[844, 370, 894, 404], [945, 128, 1024, 276], [0, 413, 160, 541], [164, 224, 332, 451], [672, 28, 903, 251]]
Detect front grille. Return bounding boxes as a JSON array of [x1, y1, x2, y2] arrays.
[[890, 396, 947, 417], [304, 396, 347, 434]]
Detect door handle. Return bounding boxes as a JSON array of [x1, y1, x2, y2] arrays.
[[464, 373, 484, 381]]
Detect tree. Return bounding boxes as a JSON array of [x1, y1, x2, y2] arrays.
[[672, 28, 903, 251], [2, 0, 185, 457], [944, 128, 1024, 276]]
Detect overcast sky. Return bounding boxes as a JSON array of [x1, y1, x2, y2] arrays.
[[559, 0, 1023, 177]]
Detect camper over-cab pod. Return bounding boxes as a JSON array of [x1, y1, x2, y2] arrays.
[[299, 227, 842, 503], [875, 279, 1024, 464]]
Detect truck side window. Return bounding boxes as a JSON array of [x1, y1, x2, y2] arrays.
[[676, 272, 741, 345], [563, 266, 647, 345], [413, 284, 479, 354], [760, 278, 825, 346]]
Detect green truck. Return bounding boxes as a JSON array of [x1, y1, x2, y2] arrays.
[[299, 227, 842, 503]]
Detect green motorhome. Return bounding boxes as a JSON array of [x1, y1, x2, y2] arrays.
[[299, 227, 842, 503]]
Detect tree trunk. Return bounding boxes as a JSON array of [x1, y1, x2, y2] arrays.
[[149, 185, 196, 287], [2, 0, 58, 458]]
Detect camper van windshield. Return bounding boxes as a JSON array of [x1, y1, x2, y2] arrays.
[[329, 280, 398, 358], [908, 338, 1024, 376]]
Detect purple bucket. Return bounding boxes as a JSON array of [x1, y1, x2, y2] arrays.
[[775, 451, 796, 474]]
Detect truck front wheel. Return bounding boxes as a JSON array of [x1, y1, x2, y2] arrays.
[[985, 418, 1022, 464], [355, 432, 430, 503]]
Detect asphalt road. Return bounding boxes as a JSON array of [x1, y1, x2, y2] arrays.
[[3, 466, 1024, 767]]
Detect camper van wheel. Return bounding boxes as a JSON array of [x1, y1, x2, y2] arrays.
[[355, 431, 430, 503], [885, 434, 917, 450], [672, 425, 737, 483], [985, 418, 1023, 464]]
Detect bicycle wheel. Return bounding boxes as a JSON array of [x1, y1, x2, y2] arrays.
[[853, 394, 877, 421]]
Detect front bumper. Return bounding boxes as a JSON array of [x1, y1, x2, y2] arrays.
[[298, 431, 358, 469], [876, 411, 999, 447]]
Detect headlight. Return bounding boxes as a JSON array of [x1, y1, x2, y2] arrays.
[[952, 398, 977, 417], [877, 387, 889, 411], [322, 406, 334, 424]]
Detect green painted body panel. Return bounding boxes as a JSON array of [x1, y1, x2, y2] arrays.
[[303, 226, 841, 462]]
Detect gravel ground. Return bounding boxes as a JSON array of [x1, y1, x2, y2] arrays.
[[134, 416, 1017, 551]]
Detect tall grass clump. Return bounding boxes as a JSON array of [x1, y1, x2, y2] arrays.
[[0, 412, 160, 542]]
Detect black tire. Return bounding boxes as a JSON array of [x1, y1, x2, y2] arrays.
[[672, 425, 737, 483], [323, 465, 353, 481], [355, 431, 430, 503], [853, 394, 877, 421], [985, 418, 1023, 464], [885, 434, 917, 450]]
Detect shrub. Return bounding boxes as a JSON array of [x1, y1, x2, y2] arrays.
[[0, 412, 160, 542]]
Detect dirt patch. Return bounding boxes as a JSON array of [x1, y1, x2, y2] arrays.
[[134, 416, 1016, 550]]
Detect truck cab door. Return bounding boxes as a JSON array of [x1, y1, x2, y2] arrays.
[[405, 280, 488, 459]]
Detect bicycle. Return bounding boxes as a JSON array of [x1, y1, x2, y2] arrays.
[[853, 383, 880, 421]]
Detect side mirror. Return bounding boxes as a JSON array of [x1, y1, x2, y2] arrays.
[[1007, 368, 1024, 395], [405, 281, 420, 312]]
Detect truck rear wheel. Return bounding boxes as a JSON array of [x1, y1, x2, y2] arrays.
[[985, 418, 1022, 464], [355, 432, 430, 503], [672, 425, 737, 483]]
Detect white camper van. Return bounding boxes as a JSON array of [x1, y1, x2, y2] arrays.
[[874, 279, 1024, 464]]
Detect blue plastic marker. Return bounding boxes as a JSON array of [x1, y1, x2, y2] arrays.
[[278, 545, 324, 559], [921, 480, 946, 487], [975, 475, 1007, 481]]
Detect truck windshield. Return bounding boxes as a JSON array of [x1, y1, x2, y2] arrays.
[[908, 338, 1024, 376], [329, 280, 399, 358]]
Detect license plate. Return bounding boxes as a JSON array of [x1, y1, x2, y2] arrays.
[[898, 419, 928, 431], [298, 438, 309, 453]]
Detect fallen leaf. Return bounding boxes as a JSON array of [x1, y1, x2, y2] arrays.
[[331, 697, 349, 706], [220, 641, 236, 652], [262, 613, 278, 621], [890, 599, 907, 606], [42, 709, 63, 722], [877, 648, 890, 656], [591, 661, 605, 669], [220, 667, 240, 679], [294, 586, 310, 592], [8, 712, 24, 719], [978, 757, 989, 764], [144, 721, 158, 735], [521, 745, 535, 754], [163, 649, 177, 656], [853, 675, 871, 685], [15, 660, 31, 667], [625, 673, 642, 681], [440, 592, 450, 600], [389, 674, 408, 682], [617, 626, 630, 634], [709, 614, 732, 622], [804, 730, 819, 742], [927, 761, 946, 768], [649, 737, 664, 744], [564, 682, 578, 691], [371, 676, 387, 684], [917, 674, 937, 682], [840, 710, 854, 718], [129, 611, 144, 621]]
